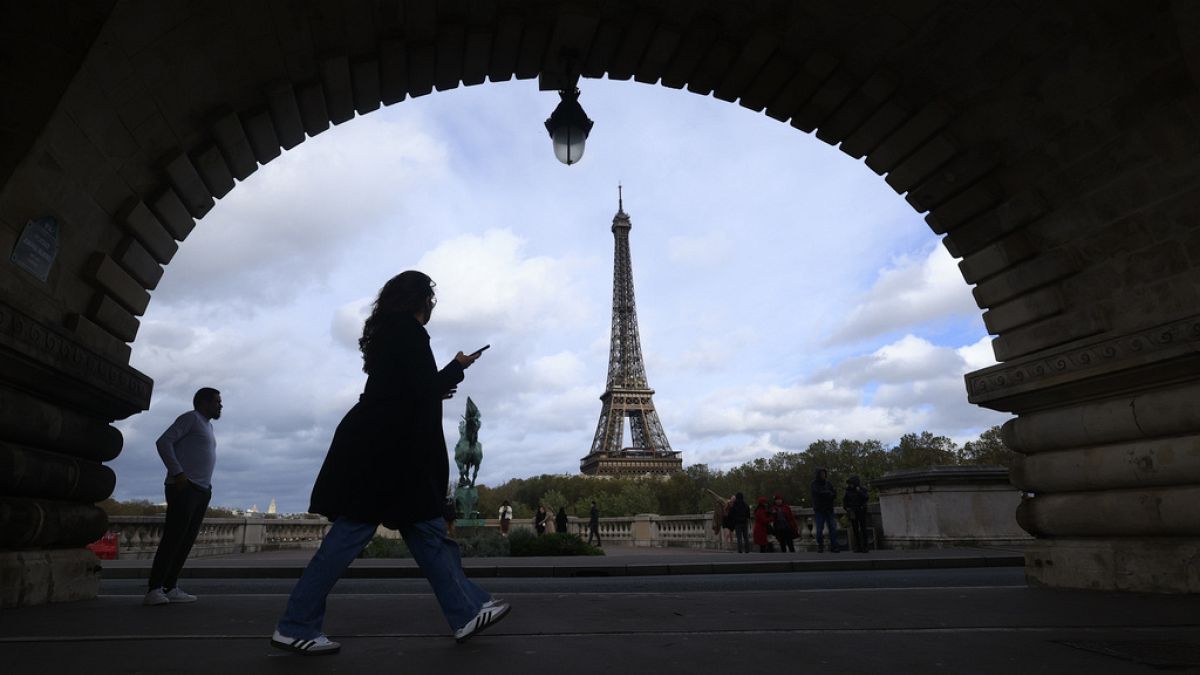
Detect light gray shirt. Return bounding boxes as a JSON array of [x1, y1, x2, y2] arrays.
[[156, 410, 217, 490]]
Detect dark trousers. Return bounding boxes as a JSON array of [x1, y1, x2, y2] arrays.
[[777, 534, 796, 552], [814, 509, 840, 552], [848, 511, 871, 552], [734, 525, 750, 553], [148, 481, 211, 590], [588, 522, 601, 545]]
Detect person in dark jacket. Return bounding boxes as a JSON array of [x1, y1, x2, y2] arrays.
[[273, 271, 509, 655], [810, 468, 840, 553], [770, 494, 799, 553], [587, 501, 601, 546], [843, 475, 871, 553], [727, 492, 752, 553], [534, 505, 549, 535], [753, 496, 772, 552], [554, 506, 569, 534]]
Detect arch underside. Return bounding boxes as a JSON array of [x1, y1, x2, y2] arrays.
[[2, 1, 1200, 598]]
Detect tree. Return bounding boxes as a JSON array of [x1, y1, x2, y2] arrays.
[[890, 431, 960, 469], [962, 425, 1019, 468]]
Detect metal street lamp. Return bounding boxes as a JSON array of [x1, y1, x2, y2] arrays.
[[544, 87, 594, 165]]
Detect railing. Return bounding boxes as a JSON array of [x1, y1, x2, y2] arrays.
[[105, 517, 331, 560], [106, 506, 885, 559]]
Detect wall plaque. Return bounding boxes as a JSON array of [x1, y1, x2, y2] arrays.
[[10, 216, 59, 282]]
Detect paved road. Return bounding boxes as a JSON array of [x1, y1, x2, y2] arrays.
[[98, 566, 1028, 595], [6, 565, 1200, 674]]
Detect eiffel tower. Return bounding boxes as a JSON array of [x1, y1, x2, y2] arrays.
[[581, 188, 682, 476]]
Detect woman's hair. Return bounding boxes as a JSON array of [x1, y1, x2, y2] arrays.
[[359, 271, 435, 373]]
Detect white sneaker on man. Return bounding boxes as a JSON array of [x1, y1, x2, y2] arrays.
[[164, 587, 197, 603], [142, 588, 170, 606], [454, 601, 511, 643], [270, 630, 342, 655]]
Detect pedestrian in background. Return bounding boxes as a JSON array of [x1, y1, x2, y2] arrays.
[[587, 501, 602, 546], [498, 500, 513, 537], [844, 475, 872, 553], [144, 387, 222, 607], [753, 496, 772, 553], [728, 492, 752, 554], [811, 468, 841, 553], [534, 505, 549, 535], [770, 494, 798, 553], [555, 506, 569, 534]]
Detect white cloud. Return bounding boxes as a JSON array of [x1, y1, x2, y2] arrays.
[[828, 243, 981, 344]]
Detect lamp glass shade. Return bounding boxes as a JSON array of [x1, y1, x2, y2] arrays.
[[552, 125, 587, 165]]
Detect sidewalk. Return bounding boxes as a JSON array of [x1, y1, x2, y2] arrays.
[[101, 545, 1025, 579]]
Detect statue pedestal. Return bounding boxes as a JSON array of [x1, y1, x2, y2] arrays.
[[453, 519, 489, 538]]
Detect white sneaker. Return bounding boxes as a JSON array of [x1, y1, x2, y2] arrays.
[[270, 630, 342, 655], [143, 588, 169, 606], [454, 601, 511, 643], [164, 587, 197, 603]]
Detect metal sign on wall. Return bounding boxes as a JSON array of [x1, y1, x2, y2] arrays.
[[10, 216, 59, 282]]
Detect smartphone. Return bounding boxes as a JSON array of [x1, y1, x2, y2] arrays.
[[471, 344, 491, 357]]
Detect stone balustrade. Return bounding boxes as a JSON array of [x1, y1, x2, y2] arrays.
[[105, 517, 331, 560]]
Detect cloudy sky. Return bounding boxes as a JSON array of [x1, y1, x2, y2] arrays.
[[109, 78, 1011, 513]]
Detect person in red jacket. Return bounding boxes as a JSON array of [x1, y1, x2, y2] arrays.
[[753, 496, 772, 553], [770, 495, 799, 552]]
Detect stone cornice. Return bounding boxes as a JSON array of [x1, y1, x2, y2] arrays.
[[0, 299, 151, 420], [967, 314, 1200, 413]]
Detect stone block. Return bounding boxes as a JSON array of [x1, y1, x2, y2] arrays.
[[516, 20, 550, 81], [764, 52, 837, 123], [983, 281, 1060, 330], [0, 382, 124, 462], [714, 29, 777, 103], [379, 38, 410, 105], [634, 25, 680, 85], [192, 145, 235, 200], [685, 38, 736, 97], [240, 109, 282, 165], [86, 293, 139, 343], [212, 111, 258, 181], [865, 102, 951, 175], [661, 20, 715, 90], [1025, 537, 1200, 593], [164, 152, 214, 220], [885, 134, 958, 194], [319, 55, 356, 124], [461, 30, 493, 87], [838, 98, 909, 159], [940, 189, 1046, 254], [792, 69, 855, 134], [1012, 433, 1200, 492], [814, 71, 898, 145], [434, 24, 466, 92], [295, 80, 330, 137], [874, 467, 1031, 547], [739, 53, 799, 112], [607, 13, 655, 81], [490, 14, 523, 82], [266, 83, 306, 149], [121, 199, 177, 263], [906, 151, 998, 216], [0, 549, 101, 608], [86, 254, 149, 316], [972, 249, 1075, 308], [0, 440, 116, 502], [958, 231, 1037, 284], [350, 58, 381, 114], [1017, 486, 1200, 537], [149, 188, 195, 242], [408, 43, 436, 97], [991, 310, 1105, 362]]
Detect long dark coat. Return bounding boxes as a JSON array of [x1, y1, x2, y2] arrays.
[[308, 313, 464, 529]]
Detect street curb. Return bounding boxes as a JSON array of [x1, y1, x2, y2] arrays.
[[101, 555, 1024, 580]]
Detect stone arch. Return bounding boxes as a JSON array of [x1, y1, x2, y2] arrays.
[[2, 2, 1200, 603]]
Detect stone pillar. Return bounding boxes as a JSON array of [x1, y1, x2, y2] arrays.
[[631, 514, 656, 547], [968, 315, 1200, 593], [872, 466, 1032, 549], [0, 299, 151, 607]]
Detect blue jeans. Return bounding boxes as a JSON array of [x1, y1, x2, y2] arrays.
[[277, 516, 491, 639], [814, 510, 839, 550]]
